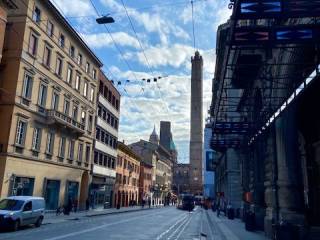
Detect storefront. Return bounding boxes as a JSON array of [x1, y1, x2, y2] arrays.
[[44, 179, 60, 210], [66, 181, 79, 205], [91, 176, 115, 208], [10, 176, 35, 196]]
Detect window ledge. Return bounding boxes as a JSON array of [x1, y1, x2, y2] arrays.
[[26, 52, 37, 60]]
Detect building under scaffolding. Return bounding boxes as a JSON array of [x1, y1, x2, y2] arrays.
[[210, 1, 320, 238]]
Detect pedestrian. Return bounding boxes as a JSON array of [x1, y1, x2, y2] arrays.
[[148, 198, 151, 208], [86, 199, 90, 211]]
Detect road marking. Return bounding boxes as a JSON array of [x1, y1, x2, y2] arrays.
[[43, 211, 164, 240], [167, 215, 191, 240], [156, 214, 188, 240], [174, 215, 193, 240]]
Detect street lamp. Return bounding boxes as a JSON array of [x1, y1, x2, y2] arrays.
[[96, 15, 115, 24]]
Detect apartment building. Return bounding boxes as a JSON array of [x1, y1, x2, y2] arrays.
[[91, 71, 120, 208], [0, 0, 102, 210], [114, 142, 140, 207], [139, 162, 152, 204]]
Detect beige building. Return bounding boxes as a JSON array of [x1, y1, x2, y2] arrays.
[[130, 127, 174, 206], [114, 141, 140, 207], [0, 0, 102, 210]]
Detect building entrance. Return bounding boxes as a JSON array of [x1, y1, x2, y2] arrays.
[[45, 180, 60, 210]]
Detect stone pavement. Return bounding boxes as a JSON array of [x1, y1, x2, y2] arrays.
[[206, 210, 270, 240], [43, 205, 159, 225]]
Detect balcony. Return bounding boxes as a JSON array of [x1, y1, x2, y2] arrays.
[[47, 110, 85, 134]]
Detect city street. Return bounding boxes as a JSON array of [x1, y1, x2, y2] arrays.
[[0, 207, 269, 240]]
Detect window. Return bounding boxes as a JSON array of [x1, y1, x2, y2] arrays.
[[75, 74, 81, 91], [99, 153, 103, 165], [47, 21, 54, 37], [97, 105, 102, 116], [92, 69, 97, 79], [99, 81, 103, 94], [15, 120, 27, 146], [107, 156, 111, 168], [63, 100, 70, 116], [83, 81, 88, 97], [81, 111, 86, 125], [94, 151, 98, 164], [72, 105, 78, 120], [85, 145, 90, 163], [59, 137, 66, 158], [108, 90, 112, 102], [77, 143, 83, 162], [32, 7, 41, 23], [90, 88, 94, 102], [23, 201, 32, 212], [32, 127, 41, 151], [96, 128, 100, 140], [46, 132, 55, 155], [101, 131, 105, 143], [68, 140, 75, 160], [28, 33, 38, 56], [55, 57, 63, 76], [59, 34, 65, 48], [112, 95, 115, 106], [43, 46, 51, 67], [51, 92, 59, 110], [88, 115, 93, 132], [69, 46, 75, 58], [115, 99, 119, 110], [85, 62, 90, 73], [111, 158, 115, 169], [104, 155, 108, 167], [22, 74, 33, 100], [66, 66, 73, 84], [77, 54, 82, 65], [37, 84, 47, 108], [103, 86, 108, 99]]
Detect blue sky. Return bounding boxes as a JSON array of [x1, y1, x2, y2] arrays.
[[51, 0, 231, 163]]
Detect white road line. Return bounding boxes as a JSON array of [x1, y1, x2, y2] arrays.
[[174, 215, 193, 240], [43, 211, 164, 240], [167, 216, 190, 240], [156, 214, 188, 240]]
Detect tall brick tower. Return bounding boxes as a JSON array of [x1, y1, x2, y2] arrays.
[[189, 51, 203, 195]]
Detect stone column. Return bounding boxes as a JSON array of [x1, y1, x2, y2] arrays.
[[0, 5, 7, 63], [275, 107, 305, 225]]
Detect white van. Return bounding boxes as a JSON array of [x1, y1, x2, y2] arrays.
[[0, 196, 45, 231]]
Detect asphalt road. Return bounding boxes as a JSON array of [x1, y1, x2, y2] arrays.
[[0, 206, 217, 240]]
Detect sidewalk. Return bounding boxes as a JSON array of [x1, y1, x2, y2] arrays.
[[43, 206, 158, 225], [206, 210, 270, 240]]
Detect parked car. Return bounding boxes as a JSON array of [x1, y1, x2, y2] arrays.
[[0, 196, 45, 231]]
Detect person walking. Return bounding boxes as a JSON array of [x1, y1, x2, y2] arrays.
[[148, 198, 151, 208]]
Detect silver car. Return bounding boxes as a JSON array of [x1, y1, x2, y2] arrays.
[[0, 196, 45, 231]]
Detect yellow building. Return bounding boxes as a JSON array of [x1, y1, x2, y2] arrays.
[[0, 0, 102, 210]]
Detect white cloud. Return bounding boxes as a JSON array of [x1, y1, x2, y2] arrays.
[[100, 0, 190, 45], [81, 32, 140, 49], [51, 0, 93, 17]]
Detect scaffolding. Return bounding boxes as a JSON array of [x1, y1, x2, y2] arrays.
[[211, 0, 320, 153]]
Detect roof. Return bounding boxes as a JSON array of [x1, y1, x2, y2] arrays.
[[169, 139, 176, 151], [118, 141, 141, 161], [99, 70, 121, 98], [46, 1, 103, 67], [6, 196, 44, 201]]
